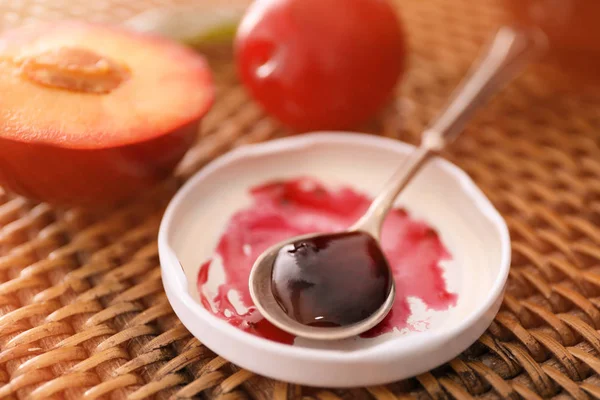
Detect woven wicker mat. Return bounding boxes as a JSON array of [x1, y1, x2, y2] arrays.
[[2, 0, 600, 399]]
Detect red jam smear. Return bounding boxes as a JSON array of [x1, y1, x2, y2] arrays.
[[197, 177, 456, 344]]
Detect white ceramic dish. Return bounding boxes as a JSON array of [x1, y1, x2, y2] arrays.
[[158, 132, 510, 387]]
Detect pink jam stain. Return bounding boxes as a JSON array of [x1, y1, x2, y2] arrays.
[[197, 177, 456, 344]]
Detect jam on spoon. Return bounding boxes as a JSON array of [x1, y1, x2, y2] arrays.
[[271, 232, 391, 327]]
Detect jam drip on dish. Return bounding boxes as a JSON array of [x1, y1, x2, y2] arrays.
[[198, 178, 456, 344]]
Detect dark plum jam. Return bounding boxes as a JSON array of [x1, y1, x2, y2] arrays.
[[197, 178, 456, 345], [271, 232, 392, 327]]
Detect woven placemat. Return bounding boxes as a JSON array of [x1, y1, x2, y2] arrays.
[[2, 0, 600, 399]]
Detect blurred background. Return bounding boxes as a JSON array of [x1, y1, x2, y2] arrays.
[[3, 0, 599, 87]]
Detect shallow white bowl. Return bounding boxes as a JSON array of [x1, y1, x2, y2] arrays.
[[158, 132, 510, 387]]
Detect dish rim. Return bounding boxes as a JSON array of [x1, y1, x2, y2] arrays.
[[158, 132, 511, 380]]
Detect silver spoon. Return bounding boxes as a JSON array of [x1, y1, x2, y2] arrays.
[[249, 26, 545, 341]]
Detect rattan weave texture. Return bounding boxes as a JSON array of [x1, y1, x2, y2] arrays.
[[1, 0, 600, 399]]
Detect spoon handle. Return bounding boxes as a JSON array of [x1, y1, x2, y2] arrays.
[[352, 26, 546, 239], [422, 25, 546, 149]]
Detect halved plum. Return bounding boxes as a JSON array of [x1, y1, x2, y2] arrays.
[[0, 22, 214, 206]]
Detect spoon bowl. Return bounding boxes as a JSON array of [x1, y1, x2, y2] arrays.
[[249, 232, 396, 341]]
